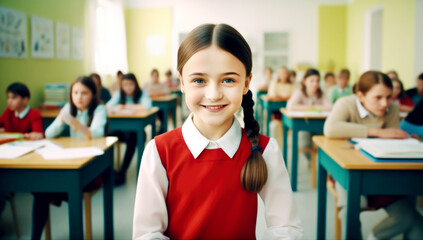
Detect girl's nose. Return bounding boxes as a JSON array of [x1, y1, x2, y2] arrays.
[[205, 83, 223, 101]]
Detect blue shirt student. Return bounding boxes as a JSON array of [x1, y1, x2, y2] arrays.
[[106, 91, 152, 109]]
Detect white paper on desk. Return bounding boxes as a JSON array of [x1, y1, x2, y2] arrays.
[[355, 138, 423, 159], [0, 140, 62, 159], [38, 147, 104, 160], [107, 108, 136, 114]]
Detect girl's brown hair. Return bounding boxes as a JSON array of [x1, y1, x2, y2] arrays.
[[301, 68, 323, 98], [277, 66, 291, 84], [69, 76, 99, 127], [177, 24, 267, 192], [357, 71, 393, 95]]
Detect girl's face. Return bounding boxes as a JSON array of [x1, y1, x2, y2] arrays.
[[325, 76, 336, 87], [303, 75, 320, 95], [180, 46, 251, 135], [72, 82, 93, 111], [278, 68, 289, 83], [151, 72, 159, 84], [392, 81, 401, 99], [122, 79, 135, 96], [265, 69, 273, 80], [357, 83, 392, 117]]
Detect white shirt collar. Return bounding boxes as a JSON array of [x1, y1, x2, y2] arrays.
[[15, 106, 30, 119], [355, 97, 372, 119], [181, 113, 242, 159]]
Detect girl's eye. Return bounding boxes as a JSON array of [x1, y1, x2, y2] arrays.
[[223, 78, 234, 84], [193, 79, 205, 84]]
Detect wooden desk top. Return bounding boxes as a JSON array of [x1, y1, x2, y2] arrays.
[[260, 95, 289, 102], [312, 136, 423, 170], [107, 107, 159, 118], [151, 94, 177, 102], [40, 107, 159, 119], [0, 137, 118, 169], [280, 108, 329, 119]]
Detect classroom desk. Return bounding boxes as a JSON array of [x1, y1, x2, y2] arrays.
[[0, 137, 118, 239], [281, 109, 328, 192], [312, 136, 423, 239], [259, 95, 287, 136], [254, 90, 267, 127], [107, 107, 159, 176], [40, 108, 159, 176], [151, 94, 178, 133]]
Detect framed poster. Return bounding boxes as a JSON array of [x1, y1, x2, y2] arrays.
[[31, 15, 54, 58], [56, 21, 70, 59], [0, 6, 27, 58], [71, 26, 84, 60]]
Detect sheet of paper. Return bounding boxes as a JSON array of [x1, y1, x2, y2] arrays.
[[37, 147, 104, 160], [0, 145, 38, 159], [285, 110, 330, 117]]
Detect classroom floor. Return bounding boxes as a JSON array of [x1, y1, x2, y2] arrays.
[[0, 110, 409, 240]]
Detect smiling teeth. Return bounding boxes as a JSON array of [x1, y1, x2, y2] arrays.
[[206, 106, 223, 109]]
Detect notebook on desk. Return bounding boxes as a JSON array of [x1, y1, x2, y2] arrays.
[[356, 138, 423, 162], [0, 133, 23, 145]]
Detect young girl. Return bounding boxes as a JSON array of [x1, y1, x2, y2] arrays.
[[32, 76, 107, 240], [143, 69, 170, 97], [391, 78, 414, 112], [133, 24, 302, 239], [268, 66, 294, 99], [106, 73, 152, 185], [324, 71, 423, 239], [287, 69, 331, 161]]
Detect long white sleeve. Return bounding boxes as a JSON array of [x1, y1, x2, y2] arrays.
[[133, 139, 169, 240], [260, 138, 303, 239]]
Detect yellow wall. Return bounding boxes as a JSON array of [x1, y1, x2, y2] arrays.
[[0, 0, 90, 111], [346, 0, 415, 87], [318, 5, 347, 73], [125, 8, 172, 84]]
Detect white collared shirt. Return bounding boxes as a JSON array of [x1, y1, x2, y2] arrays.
[[133, 114, 303, 240], [15, 106, 30, 119], [355, 98, 377, 119]]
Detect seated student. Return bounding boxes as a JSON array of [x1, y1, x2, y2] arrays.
[[164, 69, 180, 89], [107, 73, 152, 185], [268, 66, 295, 100], [257, 67, 273, 92], [90, 73, 111, 104], [405, 73, 423, 105], [0, 82, 44, 140], [287, 68, 331, 161], [0, 82, 44, 223], [324, 71, 423, 239], [143, 69, 170, 98], [32, 76, 107, 240], [386, 70, 399, 80], [323, 72, 336, 94], [109, 70, 124, 95], [391, 78, 414, 112], [401, 100, 423, 137], [327, 68, 352, 103], [289, 69, 297, 85]]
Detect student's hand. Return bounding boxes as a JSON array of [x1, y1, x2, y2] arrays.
[[60, 111, 78, 128], [23, 132, 44, 141], [370, 128, 409, 139]]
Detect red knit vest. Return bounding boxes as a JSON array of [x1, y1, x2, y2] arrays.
[[155, 128, 270, 240]]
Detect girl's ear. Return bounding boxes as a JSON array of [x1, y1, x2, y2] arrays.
[[243, 74, 252, 95], [178, 72, 184, 93], [356, 91, 365, 103]]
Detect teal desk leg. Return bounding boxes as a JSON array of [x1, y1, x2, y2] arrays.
[[345, 171, 362, 239], [317, 149, 327, 239], [103, 148, 114, 239], [291, 129, 299, 192], [171, 100, 177, 129], [282, 122, 288, 168], [162, 107, 169, 133], [68, 175, 83, 239], [265, 102, 270, 136]]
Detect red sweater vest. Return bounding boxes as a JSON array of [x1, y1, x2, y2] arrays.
[[155, 128, 270, 240], [0, 108, 44, 133]]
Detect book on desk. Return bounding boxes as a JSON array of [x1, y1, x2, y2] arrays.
[[352, 138, 423, 162]]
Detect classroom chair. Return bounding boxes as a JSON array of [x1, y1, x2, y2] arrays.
[[44, 188, 100, 240]]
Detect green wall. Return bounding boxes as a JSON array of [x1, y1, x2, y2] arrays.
[[318, 5, 347, 73], [125, 8, 172, 84], [346, 0, 415, 87], [0, 0, 90, 111]]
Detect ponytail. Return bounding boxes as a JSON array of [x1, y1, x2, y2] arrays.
[[241, 90, 268, 192]]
